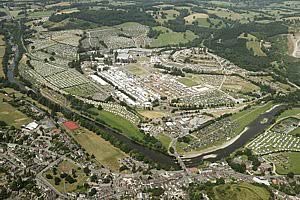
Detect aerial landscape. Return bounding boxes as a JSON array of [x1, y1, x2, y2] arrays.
[[0, 0, 299, 199]]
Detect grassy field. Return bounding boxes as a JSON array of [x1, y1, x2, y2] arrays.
[[43, 160, 88, 193], [209, 182, 271, 200], [238, 33, 266, 56], [184, 13, 209, 24], [0, 93, 32, 128], [289, 127, 300, 136], [221, 76, 260, 93], [277, 107, 300, 120], [178, 77, 200, 87], [156, 133, 172, 149], [231, 102, 274, 134], [89, 108, 143, 140], [70, 128, 126, 171], [273, 152, 300, 175], [150, 30, 197, 47], [155, 9, 180, 23], [27, 10, 55, 19], [125, 63, 149, 76]]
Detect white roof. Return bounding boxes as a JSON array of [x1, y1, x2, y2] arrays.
[[25, 122, 39, 130]]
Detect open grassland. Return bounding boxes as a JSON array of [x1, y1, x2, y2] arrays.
[[70, 128, 126, 171], [89, 108, 143, 140], [184, 13, 209, 24], [150, 30, 197, 47], [0, 93, 31, 128], [138, 110, 166, 119], [156, 133, 172, 150], [43, 160, 88, 193], [209, 182, 271, 200]]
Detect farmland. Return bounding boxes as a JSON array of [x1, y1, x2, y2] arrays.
[[69, 128, 126, 171]]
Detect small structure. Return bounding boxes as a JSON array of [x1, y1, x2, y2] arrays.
[[24, 121, 39, 131]]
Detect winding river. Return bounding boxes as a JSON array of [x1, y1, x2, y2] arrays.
[[183, 105, 286, 167]]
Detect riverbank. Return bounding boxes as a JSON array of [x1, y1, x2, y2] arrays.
[[182, 127, 249, 159], [183, 105, 286, 167]]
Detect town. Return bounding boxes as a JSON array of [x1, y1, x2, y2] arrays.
[[0, 0, 300, 199]]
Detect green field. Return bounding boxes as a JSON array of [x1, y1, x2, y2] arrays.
[[289, 127, 300, 136], [125, 63, 149, 76], [177, 77, 199, 87], [43, 160, 88, 193], [231, 102, 274, 134], [274, 152, 300, 175], [70, 128, 126, 171], [156, 133, 172, 149], [27, 10, 55, 19], [239, 33, 266, 56], [209, 182, 271, 200], [278, 107, 300, 120], [150, 30, 198, 47], [89, 108, 143, 140], [0, 93, 32, 128]]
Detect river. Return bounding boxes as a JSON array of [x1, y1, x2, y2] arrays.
[[183, 105, 286, 167]]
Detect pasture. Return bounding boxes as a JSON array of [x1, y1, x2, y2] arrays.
[[150, 30, 197, 47], [89, 108, 143, 140], [70, 128, 126, 171], [0, 93, 32, 128], [265, 152, 300, 175], [184, 13, 209, 24]]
